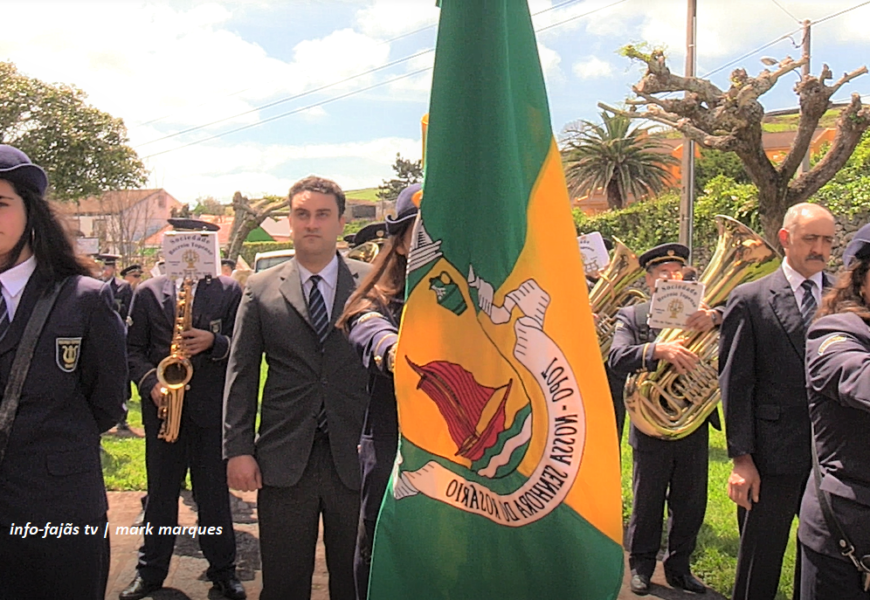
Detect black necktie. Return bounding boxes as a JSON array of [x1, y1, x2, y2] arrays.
[[800, 279, 817, 328], [0, 296, 10, 343], [308, 275, 330, 433]]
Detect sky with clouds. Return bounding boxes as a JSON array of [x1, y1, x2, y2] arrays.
[[1, 0, 868, 203]]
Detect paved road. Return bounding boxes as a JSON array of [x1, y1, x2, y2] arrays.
[[104, 491, 724, 600]]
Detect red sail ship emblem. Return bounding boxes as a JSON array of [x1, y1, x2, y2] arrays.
[[407, 358, 512, 461]]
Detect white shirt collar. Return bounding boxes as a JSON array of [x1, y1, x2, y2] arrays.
[[781, 258, 824, 297], [297, 254, 339, 290], [0, 255, 37, 300]]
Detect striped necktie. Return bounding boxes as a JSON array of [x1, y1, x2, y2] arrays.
[[800, 279, 817, 329], [0, 296, 9, 343], [308, 275, 330, 433]]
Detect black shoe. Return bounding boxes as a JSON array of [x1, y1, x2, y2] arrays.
[[118, 575, 162, 600], [213, 576, 246, 600], [630, 573, 651, 596], [665, 571, 707, 594]]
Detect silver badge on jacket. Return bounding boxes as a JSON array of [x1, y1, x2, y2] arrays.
[[56, 337, 82, 372]]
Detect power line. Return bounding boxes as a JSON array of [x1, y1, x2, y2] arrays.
[[769, 0, 800, 23], [140, 0, 628, 158], [700, 27, 801, 79], [133, 0, 588, 142], [136, 49, 433, 148], [141, 68, 430, 159], [812, 0, 870, 25], [536, 0, 630, 33]]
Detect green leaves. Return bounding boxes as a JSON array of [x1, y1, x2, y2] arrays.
[[0, 62, 147, 201], [561, 110, 679, 210], [376, 153, 423, 203]]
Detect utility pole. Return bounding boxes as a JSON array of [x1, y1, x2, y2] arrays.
[[800, 19, 812, 174], [679, 0, 697, 258]]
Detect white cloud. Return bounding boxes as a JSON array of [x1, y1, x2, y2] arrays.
[[354, 0, 439, 39], [143, 136, 421, 202], [538, 41, 563, 84], [573, 56, 614, 80]]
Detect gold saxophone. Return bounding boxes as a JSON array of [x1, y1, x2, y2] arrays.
[[589, 237, 648, 360], [624, 216, 781, 440], [155, 277, 194, 443]]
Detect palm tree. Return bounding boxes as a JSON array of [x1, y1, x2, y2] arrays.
[[562, 111, 679, 210]]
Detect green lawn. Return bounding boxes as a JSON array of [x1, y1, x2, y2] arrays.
[[345, 187, 380, 202], [100, 380, 797, 598]]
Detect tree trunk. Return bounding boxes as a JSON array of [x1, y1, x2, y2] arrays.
[[606, 179, 623, 210]]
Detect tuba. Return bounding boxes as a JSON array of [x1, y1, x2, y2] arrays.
[[624, 216, 781, 440], [155, 277, 194, 443], [589, 237, 648, 360], [346, 240, 381, 263]]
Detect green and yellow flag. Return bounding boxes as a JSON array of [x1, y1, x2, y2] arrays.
[[368, 1, 623, 598]]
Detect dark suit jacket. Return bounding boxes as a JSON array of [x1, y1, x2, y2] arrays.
[[127, 275, 242, 430], [223, 256, 371, 490], [608, 301, 718, 451], [719, 267, 833, 476], [109, 276, 133, 320], [0, 273, 127, 525], [799, 312, 870, 559]]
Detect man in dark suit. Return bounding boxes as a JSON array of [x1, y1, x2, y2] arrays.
[[98, 253, 133, 320], [120, 219, 245, 600], [719, 202, 835, 600], [609, 243, 720, 596], [223, 176, 370, 600]]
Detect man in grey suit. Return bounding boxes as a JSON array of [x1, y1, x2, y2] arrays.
[[719, 202, 835, 600], [223, 176, 370, 600]]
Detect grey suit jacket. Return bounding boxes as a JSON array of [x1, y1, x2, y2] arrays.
[[222, 255, 371, 490], [719, 267, 833, 476]]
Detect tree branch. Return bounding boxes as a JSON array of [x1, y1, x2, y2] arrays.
[[598, 102, 738, 150], [779, 65, 867, 181], [788, 93, 870, 203]]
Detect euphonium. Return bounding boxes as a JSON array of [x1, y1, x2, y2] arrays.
[[346, 240, 381, 263], [624, 216, 781, 440], [155, 277, 194, 443], [589, 237, 648, 360]]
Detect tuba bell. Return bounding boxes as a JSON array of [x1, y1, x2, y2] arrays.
[[589, 237, 648, 360], [346, 240, 381, 263], [155, 277, 194, 443], [624, 216, 781, 440]]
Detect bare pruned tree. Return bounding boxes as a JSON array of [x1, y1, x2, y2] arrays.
[[601, 46, 869, 241], [99, 191, 158, 262], [225, 192, 288, 260]]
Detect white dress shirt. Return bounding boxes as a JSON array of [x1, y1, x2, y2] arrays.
[[781, 258, 824, 307], [297, 255, 339, 320], [0, 255, 37, 320]]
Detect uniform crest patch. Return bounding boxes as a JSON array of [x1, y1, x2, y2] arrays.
[[209, 319, 222, 335], [56, 337, 82, 372], [818, 334, 847, 355]]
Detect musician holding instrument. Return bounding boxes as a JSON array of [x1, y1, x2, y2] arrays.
[[719, 203, 835, 600], [800, 223, 870, 599], [608, 242, 720, 596], [121, 218, 245, 600]]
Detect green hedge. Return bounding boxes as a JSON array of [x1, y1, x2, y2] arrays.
[[239, 241, 294, 267], [573, 175, 761, 262]]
